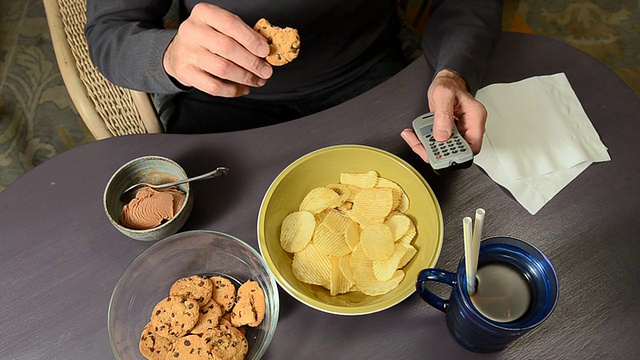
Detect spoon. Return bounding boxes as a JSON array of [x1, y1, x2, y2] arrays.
[[120, 166, 229, 202]]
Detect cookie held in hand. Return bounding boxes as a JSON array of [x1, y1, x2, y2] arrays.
[[253, 18, 300, 66]]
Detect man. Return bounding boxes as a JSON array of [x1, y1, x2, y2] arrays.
[[85, 1, 502, 160]]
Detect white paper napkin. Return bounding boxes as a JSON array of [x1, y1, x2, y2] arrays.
[[474, 73, 610, 215]]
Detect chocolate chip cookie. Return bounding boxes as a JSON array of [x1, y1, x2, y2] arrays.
[[253, 18, 300, 66]]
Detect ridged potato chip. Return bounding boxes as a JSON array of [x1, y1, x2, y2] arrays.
[[351, 187, 393, 223], [280, 211, 316, 253], [292, 244, 331, 286], [397, 243, 417, 268], [344, 220, 361, 251], [360, 223, 394, 261], [299, 187, 341, 213], [344, 185, 361, 202], [339, 253, 355, 284], [340, 171, 378, 188], [397, 220, 416, 244], [330, 256, 353, 296], [351, 244, 405, 296], [372, 243, 410, 281], [325, 183, 351, 204], [396, 190, 410, 213], [385, 213, 411, 241], [313, 222, 351, 257], [359, 270, 405, 296], [320, 209, 351, 234]]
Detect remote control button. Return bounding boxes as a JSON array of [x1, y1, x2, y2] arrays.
[[436, 155, 442, 160]]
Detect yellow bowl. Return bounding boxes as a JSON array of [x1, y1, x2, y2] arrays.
[[258, 145, 443, 315]]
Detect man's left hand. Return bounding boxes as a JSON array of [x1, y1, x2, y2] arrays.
[[401, 69, 487, 163]]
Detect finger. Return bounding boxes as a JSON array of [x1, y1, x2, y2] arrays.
[[400, 129, 430, 163], [182, 66, 250, 98], [202, 29, 272, 81], [429, 87, 456, 142], [459, 102, 487, 154], [195, 3, 270, 58], [198, 49, 268, 87]]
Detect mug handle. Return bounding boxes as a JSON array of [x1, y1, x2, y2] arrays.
[[416, 269, 455, 312]]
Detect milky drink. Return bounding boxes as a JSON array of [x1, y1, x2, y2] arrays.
[[470, 262, 533, 323]]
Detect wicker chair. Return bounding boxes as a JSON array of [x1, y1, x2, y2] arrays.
[[43, 0, 163, 139]]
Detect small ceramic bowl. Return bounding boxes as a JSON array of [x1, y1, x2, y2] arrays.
[[258, 145, 444, 315], [103, 155, 193, 241]]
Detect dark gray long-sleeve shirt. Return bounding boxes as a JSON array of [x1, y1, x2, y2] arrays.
[[85, 1, 502, 99]]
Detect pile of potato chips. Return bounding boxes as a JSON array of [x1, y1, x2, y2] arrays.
[[279, 171, 417, 296]]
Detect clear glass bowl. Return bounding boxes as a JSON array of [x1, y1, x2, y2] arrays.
[[108, 230, 279, 359]]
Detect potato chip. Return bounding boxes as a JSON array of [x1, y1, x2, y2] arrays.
[[384, 213, 411, 241], [280, 211, 316, 253], [375, 177, 403, 210], [397, 243, 417, 268], [299, 187, 341, 213], [358, 270, 405, 296], [325, 183, 351, 204], [372, 243, 409, 281], [344, 185, 361, 202], [344, 220, 361, 251], [389, 188, 403, 210], [396, 190, 410, 213], [351, 187, 393, 223], [340, 171, 378, 188], [351, 245, 405, 296], [320, 209, 351, 234], [339, 254, 355, 284], [397, 220, 416, 244], [375, 177, 401, 190], [315, 208, 330, 223], [330, 256, 353, 296], [360, 223, 394, 261], [292, 244, 331, 286], [313, 222, 351, 257], [349, 243, 372, 278]]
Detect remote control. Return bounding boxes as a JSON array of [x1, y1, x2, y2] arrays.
[[411, 112, 474, 173]]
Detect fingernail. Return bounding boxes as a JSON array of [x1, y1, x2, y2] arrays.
[[258, 43, 270, 57], [435, 128, 450, 138], [257, 78, 267, 87], [260, 66, 272, 78]]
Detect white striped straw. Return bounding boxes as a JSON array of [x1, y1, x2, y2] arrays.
[[463, 216, 475, 294], [469, 208, 485, 294]]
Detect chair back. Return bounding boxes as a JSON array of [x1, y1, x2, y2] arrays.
[[43, 0, 163, 139]]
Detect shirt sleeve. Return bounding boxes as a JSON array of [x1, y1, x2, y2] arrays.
[[421, 0, 503, 94], [85, 0, 184, 94]]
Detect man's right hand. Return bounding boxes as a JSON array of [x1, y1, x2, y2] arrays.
[[162, 3, 273, 97]]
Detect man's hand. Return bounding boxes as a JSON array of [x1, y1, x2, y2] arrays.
[[162, 3, 273, 97], [401, 70, 487, 163]]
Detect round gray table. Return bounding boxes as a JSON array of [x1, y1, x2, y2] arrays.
[[1, 32, 639, 359]]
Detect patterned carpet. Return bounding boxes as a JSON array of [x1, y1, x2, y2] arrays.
[[0, 0, 638, 192]]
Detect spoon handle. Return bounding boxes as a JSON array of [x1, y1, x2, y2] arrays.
[[153, 167, 229, 189]]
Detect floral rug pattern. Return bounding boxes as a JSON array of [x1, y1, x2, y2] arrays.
[[0, 0, 638, 192]]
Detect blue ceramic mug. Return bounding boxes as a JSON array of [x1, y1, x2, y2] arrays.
[[416, 236, 559, 353]]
